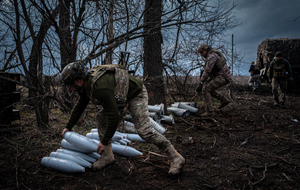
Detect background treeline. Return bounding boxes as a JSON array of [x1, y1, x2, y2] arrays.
[[0, 0, 242, 128]]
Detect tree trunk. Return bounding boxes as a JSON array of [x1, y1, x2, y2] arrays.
[[143, 0, 166, 106], [106, 0, 114, 65], [59, 0, 77, 109], [19, 0, 59, 129], [42, 76, 50, 125], [59, 0, 73, 69]]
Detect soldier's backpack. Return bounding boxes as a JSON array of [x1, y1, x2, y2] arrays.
[[89, 64, 129, 107]]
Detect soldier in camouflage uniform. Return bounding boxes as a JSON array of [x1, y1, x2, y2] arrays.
[[61, 61, 185, 175], [197, 44, 233, 117], [268, 51, 293, 106]]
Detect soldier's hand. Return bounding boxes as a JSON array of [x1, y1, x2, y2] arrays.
[[97, 142, 107, 155], [62, 128, 70, 138]]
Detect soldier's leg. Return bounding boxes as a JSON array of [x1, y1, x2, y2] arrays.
[[202, 79, 215, 114], [272, 78, 280, 105], [248, 76, 254, 86], [208, 76, 230, 109], [253, 75, 259, 88], [92, 108, 115, 170], [257, 75, 261, 87], [127, 86, 164, 145], [128, 85, 185, 175], [278, 79, 287, 104]]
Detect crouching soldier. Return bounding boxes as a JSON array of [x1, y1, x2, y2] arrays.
[[197, 44, 233, 117], [60, 61, 185, 175]]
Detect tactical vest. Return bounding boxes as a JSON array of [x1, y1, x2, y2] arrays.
[[89, 64, 129, 107], [206, 49, 226, 74], [273, 61, 286, 78]]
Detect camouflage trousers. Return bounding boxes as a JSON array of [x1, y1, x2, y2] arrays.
[[96, 85, 171, 152], [248, 74, 261, 88], [202, 75, 230, 112], [271, 78, 287, 103]]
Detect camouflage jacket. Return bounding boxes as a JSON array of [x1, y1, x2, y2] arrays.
[[65, 72, 143, 145], [200, 51, 233, 83]]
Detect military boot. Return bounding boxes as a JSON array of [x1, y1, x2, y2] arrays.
[[165, 145, 185, 175], [218, 97, 231, 109], [92, 143, 115, 170], [201, 105, 215, 117]]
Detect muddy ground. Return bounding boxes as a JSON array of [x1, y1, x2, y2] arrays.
[[1, 77, 300, 190]]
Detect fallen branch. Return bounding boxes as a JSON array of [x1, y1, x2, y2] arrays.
[[223, 128, 263, 132], [179, 117, 194, 127], [234, 147, 291, 164], [148, 151, 167, 158], [137, 160, 166, 169], [248, 167, 253, 177], [211, 136, 217, 149], [262, 115, 268, 123], [249, 163, 267, 186], [249, 163, 277, 169], [138, 150, 167, 158], [274, 134, 300, 144], [259, 99, 268, 104], [282, 173, 294, 182]]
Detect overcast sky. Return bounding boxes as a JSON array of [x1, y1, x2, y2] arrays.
[[226, 0, 300, 75]]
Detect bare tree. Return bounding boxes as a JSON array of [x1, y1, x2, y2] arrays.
[[58, 0, 73, 68], [12, 0, 60, 128], [143, 0, 166, 106], [106, 0, 114, 65], [0, 0, 241, 128]]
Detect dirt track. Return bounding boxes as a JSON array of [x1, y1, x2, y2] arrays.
[[1, 78, 300, 190]]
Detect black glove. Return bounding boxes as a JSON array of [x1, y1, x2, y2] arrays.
[[196, 82, 203, 92], [289, 77, 293, 83]]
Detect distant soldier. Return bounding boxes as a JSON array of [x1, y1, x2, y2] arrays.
[[248, 61, 261, 90], [197, 44, 233, 117], [60, 61, 185, 175], [268, 51, 293, 106]]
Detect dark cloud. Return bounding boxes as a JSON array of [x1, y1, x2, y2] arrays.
[[227, 0, 300, 75]]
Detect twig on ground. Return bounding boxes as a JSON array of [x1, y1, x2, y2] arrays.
[[148, 151, 167, 158], [262, 115, 268, 123], [249, 163, 277, 169], [179, 117, 194, 127], [282, 173, 294, 182], [211, 136, 217, 149], [249, 163, 267, 186], [137, 160, 166, 169]]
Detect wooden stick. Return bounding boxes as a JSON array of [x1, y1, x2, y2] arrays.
[[250, 163, 267, 186]]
